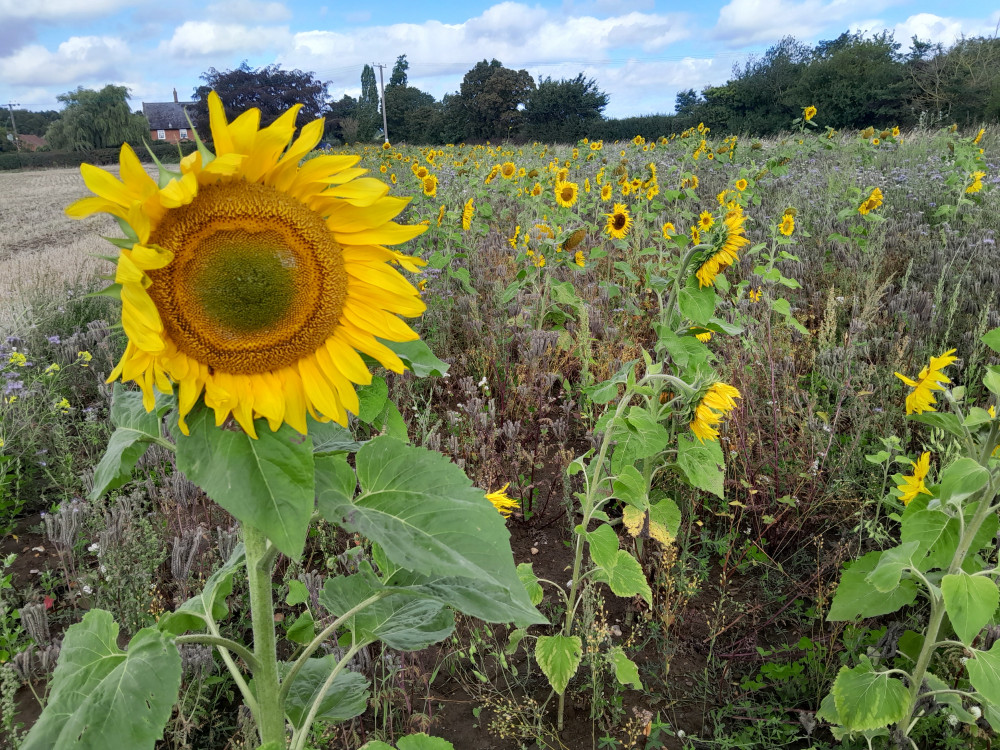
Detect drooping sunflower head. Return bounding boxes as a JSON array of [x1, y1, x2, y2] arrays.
[[555, 180, 579, 208], [803, 105, 817, 122], [462, 197, 475, 231], [605, 203, 632, 240], [67, 91, 427, 438]]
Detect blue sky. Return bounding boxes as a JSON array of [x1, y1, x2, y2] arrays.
[[1, 0, 999, 119]]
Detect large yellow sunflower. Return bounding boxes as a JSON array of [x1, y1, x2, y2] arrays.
[[695, 209, 749, 288], [67, 91, 427, 438], [555, 180, 579, 208], [605, 203, 632, 240]]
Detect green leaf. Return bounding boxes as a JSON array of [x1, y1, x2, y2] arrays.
[[982, 327, 1000, 356], [383, 339, 450, 378], [831, 659, 909, 731], [319, 574, 455, 650], [901, 505, 959, 572], [609, 646, 643, 689], [676, 434, 725, 498], [535, 635, 583, 694], [357, 376, 389, 423], [587, 527, 652, 605], [517, 563, 544, 606], [89, 384, 163, 500], [908, 412, 966, 439], [770, 297, 809, 335], [967, 641, 1000, 706], [174, 405, 314, 559], [159, 544, 245, 635], [609, 407, 670, 474], [281, 656, 369, 729], [942, 571, 999, 646], [827, 550, 918, 621], [938, 458, 990, 506], [649, 496, 681, 541], [308, 418, 363, 454], [286, 579, 311, 606], [679, 276, 716, 325], [315, 438, 544, 626], [655, 327, 710, 369], [866, 542, 919, 593], [23, 610, 182, 750], [285, 610, 315, 645], [360, 735, 455, 750], [612, 465, 648, 510]]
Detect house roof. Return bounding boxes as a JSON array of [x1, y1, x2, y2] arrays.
[[142, 101, 193, 130], [18, 134, 46, 151]]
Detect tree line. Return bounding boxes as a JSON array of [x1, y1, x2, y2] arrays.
[[5, 28, 998, 154]]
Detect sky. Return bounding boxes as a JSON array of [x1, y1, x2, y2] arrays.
[[1, 0, 999, 120]]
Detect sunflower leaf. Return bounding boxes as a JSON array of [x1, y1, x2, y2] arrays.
[[89, 383, 165, 500], [382, 339, 450, 378], [173, 405, 314, 559]]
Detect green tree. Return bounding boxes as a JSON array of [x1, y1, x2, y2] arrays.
[[193, 62, 328, 133], [389, 55, 409, 87], [357, 64, 381, 141], [44, 85, 148, 151], [456, 59, 535, 141], [9, 109, 60, 137], [909, 36, 1000, 124], [522, 74, 608, 142], [384, 85, 437, 143]]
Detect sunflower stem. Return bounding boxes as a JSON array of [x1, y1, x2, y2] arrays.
[[243, 523, 286, 746]]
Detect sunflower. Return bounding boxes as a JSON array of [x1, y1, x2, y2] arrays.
[[555, 181, 579, 208], [967, 171, 986, 194], [531, 183, 543, 197], [500, 161, 516, 179], [735, 178, 748, 192], [436, 204, 446, 227], [661, 222, 675, 238], [600, 184, 612, 201], [422, 174, 438, 197], [690, 226, 701, 245], [897, 452, 932, 506], [698, 211, 714, 231], [690, 382, 741, 442], [67, 91, 426, 438], [973, 128, 985, 146], [486, 483, 519, 518], [462, 197, 475, 231], [574, 250, 585, 268], [633, 135, 645, 146], [695, 210, 750, 288], [857, 187, 884, 215], [590, 140, 603, 151], [779, 214, 794, 236], [415, 165, 429, 179], [803, 105, 817, 122], [605, 203, 632, 240], [895, 349, 958, 415]]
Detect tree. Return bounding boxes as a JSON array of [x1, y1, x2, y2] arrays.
[[456, 59, 535, 141], [384, 84, 437, 143], [9, 109, 59, 137], [45, 85, 148, 151], [522, 74, 608, 142], [389, 55, 409, 87], [356, 64, 381, 141], [325, 94, 358, 143], [192, 62, 328, 134]]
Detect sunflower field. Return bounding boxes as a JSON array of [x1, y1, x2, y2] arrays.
[[0, 104, 999, 750]]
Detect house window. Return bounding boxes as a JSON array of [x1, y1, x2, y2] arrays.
[[179, 128, 188, 140], [157, 129, 166, 140]]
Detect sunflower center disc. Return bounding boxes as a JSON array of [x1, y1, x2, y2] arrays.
[[147, 181, 348, 374]]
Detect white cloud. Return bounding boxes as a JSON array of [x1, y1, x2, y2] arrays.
[[890, 13, 994, 49], [205, 0, 291, 24], [159, 20, 292, 59], [713, 0, 834, 46], [0, 36, 129, 86], [0, 0, 138, 21]]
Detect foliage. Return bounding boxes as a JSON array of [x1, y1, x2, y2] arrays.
[[44, 85, 149, 151], [523, 74, 609, 143], [456, 59, 536, 141]]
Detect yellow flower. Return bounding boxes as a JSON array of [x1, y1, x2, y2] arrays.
[[662, 222, 675, 238], [779, 214, 794, 236], [437, 204, 446, 227], [895, 350, 958, 415], [509, 225, 521, 248], [555, 181, 579, 208], [695, 210, 750, 288], [574, 250, 585, 267], [892, 126, 901, 138], [8, 352, 26, 367], [605, 203, 632, 240], [78, 350, 93, 365], [462, 198, 474, 231], [897, 452, 931, 506], [872, 138, 880, 146], [690, 382, 741, 442], [698, 211, 714, 231], [681, 174, 699, 190], [67, 90, 427, 437], [748, 287, 762, 303], [690, 226, 701, 245], [633, 135, 645, 146], [45, 363, 61, 374], [531, 182, 543, 197], [486, 483, 519, 518], [55, 397, 71, 414], [803, 106, 817, 122], [967, 171, 986, 194], [858, 187, 884, 215], [590, 140, 603, 151], [390, 173, 397, 184], [735, 178, 748, 192], [500, 161, 516, 179], [422, 174, 438, 197], [414, 165, 429, 179], [584, 178, 591, 194], [692, 329, 712, 343], [974, 128, 985, 146]]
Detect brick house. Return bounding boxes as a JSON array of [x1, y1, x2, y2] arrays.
[[142, 89, 193, 144]]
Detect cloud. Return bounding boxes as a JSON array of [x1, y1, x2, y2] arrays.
[[0, 0, 138, 21], [712, 0, 835, 46], [0, 36, 129, 86], [890, 12, 996, 49], [0, 16, 34, 56], [205, 0, 291, 24], [159, 20, 292, 59]]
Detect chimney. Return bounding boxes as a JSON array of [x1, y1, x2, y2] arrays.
[[173, 88, 178, 103]]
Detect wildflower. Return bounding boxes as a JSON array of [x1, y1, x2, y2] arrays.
[[555, 181, 579, 208], [872, 138, 880, 146], [422, 174, 438, 197], [45, 363, 61, 374], [77, 350, 92, 366], [605, 203, 632, 240], [748, 287, 762, 303], [509, 225, 521, 248], [379, 164, 387, 173], [895, 350, 958, 415], [691, 328, 712, 343], [690, 382, 741, 442], [66, 90, 427, 437], [55, 397, 71, 414], [779, 214, 794, 236], [633, 135, 645, 146], [414, 165, 429, 179], [417, 279, 428, 292], [892, 126, 901, 138], [897, 452, 931, 506], [584, 178, 591, 194], [8, 352, 26, 367], [382, 141, 391, 151], [695, 211, 750, 288], [590, 140, 603, 151], [681, 174, 698, 190], [735, 178, 748, 192], [462, 198, 474, 231], [662, 222, 676, 238], [390, 173, 397, 184], [698, 211, 714, 231]]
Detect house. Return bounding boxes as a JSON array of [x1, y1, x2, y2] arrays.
[[17, 134, 46, 151], [142, 89, 193, 144]]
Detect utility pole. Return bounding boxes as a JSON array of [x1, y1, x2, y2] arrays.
[[7, 102, 20, 152], [374, 62, 389, 144]]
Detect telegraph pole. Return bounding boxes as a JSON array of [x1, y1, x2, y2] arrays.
[[374, 63, 389, 144], [7, 102, 20, 152]]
